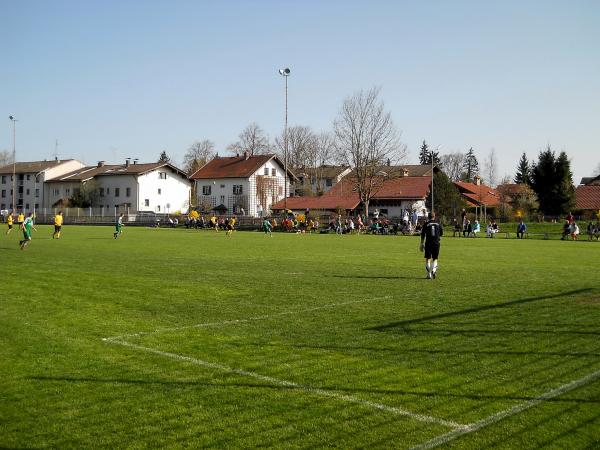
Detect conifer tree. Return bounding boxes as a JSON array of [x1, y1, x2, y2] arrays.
[[514, 152, 531, 184], [461, 147, 479, 181]]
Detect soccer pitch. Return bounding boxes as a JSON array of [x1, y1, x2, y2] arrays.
[[1, 225, 599, 449]]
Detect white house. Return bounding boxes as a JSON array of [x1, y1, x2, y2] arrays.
[[190, 152, 295, 216], [292, 165, 352, 195], [45, 159, 191, 214], [0, 159, 85, 213]]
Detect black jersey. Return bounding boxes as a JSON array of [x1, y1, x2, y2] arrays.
[[421, 220, 443, 245]]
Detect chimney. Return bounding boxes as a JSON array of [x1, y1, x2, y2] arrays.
[[133, 158, 138, 165], [97, 161, 105, 167], [475, 175, 481, 186], [125, 158, 131, 167], [243, 150, 250, 160]]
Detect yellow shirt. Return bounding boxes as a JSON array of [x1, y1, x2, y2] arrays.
[[7, 215, 13, 225], [17, 213, 25, 223], [55, 214, 63, 226]]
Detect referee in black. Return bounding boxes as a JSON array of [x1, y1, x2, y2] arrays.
[[420, 212, 443, 279]]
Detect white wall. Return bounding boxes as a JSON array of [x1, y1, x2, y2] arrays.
[[138, 168, 191, 213]]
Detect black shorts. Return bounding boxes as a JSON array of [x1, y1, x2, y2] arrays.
[[424, 243, 440, 260], [55, 225, 62, 232], [7, 224, 12, 229]]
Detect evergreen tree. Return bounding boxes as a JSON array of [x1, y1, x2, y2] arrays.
[[530, 146, 575, 215], [514, 152, 531, 184], [418, 141, 429, 165], [418, 140, 441, 166], [158, 150, 171, 163], [425, 170, 464, 222], [461, 147, 479, 181]]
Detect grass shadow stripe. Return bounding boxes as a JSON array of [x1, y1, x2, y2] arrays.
[[105, 338, 467, 430], [410, 367, 600, 449], [103, 295, 392, 341]]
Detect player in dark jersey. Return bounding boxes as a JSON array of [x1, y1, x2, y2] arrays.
[[420, 212, 443, 279]]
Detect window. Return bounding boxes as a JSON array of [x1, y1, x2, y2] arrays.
[[18, 174, 24, 180], [157, 188, 161, 195], [26, 189, 30, 195], [106, 188, 110, 194], [202, 185, 211, 195], [35, 203, 39, 210], [159, 172, 167, 179], [115, 188, 120, 197], [126, 187, 131, 197], [271, 168, 276, 176], [233, 185, 243, 195], [18, 186, 23, 194], [65, 188, 70, 196], [220, 195, 225, 204], [26, 174, 31, 180], [35, 189, 39, 198], [264, 167, 269, 175], [1, 190, 5, 198], [1, 176, 5, 184], [326, 178, 333, 187], [53, 188, 60, 196], [144, 199, 149, 207], [157, 205, 161, 212], [99, 188, 104, 197], [220, 184, 225, 188], [25, 203, 29, 209], [0, 204, 4, 210], [35, 175, 41, 183]]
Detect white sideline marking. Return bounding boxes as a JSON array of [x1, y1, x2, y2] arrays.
[[103, 296, 392, 341], [411, 367, 600, 450], [105, 338, 467, 430]]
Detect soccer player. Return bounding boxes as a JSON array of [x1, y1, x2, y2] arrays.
[[5, 211, 14, 235], [19, 212, 37, 250], [420, 212, 443, 279], [53, 211, 64, 239], [226, 216, 236, 236], [17, 211, 25, 227], [114, 213, 124, 239], [262, 217, 273, 236]]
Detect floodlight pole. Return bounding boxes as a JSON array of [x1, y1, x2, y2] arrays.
[[9, 116, 17, 212], [279, 68, 290, 211]]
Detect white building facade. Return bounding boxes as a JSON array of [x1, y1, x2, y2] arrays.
[[191, 153, 294, 217], [0, 159, 85, 214]]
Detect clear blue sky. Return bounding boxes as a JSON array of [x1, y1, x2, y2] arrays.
[[2, 0, 599, 184]]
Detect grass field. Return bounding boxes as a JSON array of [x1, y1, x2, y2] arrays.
[[1, 225, 599, 449]]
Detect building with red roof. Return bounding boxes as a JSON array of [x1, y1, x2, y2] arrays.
[[189, 152, 296, 216]]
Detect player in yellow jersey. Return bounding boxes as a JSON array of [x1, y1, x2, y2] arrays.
[[226, 216, 236, 236], [17, 212, 25, 227], [6, 211, 14, 235], [53, 211, 64, 239]]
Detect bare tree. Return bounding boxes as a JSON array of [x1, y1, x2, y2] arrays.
[[484, 148, 498, 187], [274, 125, 317, 169], [0, 150, 13, 167], [227, 123, 271, 156], [333, 87, 406, 216], [183, 140, 215, 175], [440, 152, 466, 182]]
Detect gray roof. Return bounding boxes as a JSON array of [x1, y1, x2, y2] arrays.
[[0, 159, 78, 175]]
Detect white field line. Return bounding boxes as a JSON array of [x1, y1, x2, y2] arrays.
[[103, 295, 392, 341], [411, 367, 600, 450], [106, 338, 467, 430]]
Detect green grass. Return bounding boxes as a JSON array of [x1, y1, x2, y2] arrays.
[[1, 225, 599, 449]]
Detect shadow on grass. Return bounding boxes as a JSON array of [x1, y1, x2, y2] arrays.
[[27, 375, 600, 404], [331, 275, 424, 280], [366, 288, 595, 332]]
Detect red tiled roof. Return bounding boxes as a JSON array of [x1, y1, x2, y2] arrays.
[[49, 162, 187, 182], [271, 176, 430, 211], [576, 186, 600, 210], [0, 159, 78, 174], [190, 154, 290, 179], [454, 181, 501, 206]]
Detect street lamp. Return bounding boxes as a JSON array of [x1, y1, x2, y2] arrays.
[[9, 116, 17, 213], [279, 67, 290, 211], [431, 145, 441, 215]]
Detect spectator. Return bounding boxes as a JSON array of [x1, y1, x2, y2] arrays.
[[571, 222, 580, 240], [471, 220, 481, 237], [516, 218, 527, 239]]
